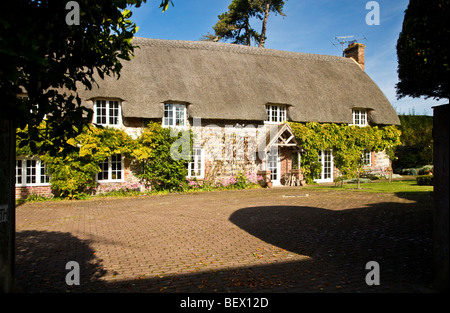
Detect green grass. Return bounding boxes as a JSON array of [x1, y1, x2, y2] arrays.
[[304, 179, 433, 194]]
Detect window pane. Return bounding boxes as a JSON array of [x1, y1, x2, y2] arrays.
[[109, 101, 119, 125], [175, 104, 185, 126], [98, 160, 109, 181], [164, 103, 174, 126], [96, 100, 107, 124], [40, 162, 50, 184], [16, 160, 22, 184], [280, 106, 286, 122], [26, 160, 36, 184], [111, 154, 122, 180]]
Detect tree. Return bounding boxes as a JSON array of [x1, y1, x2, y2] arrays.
[[0, 0, 172, 292], [396, 0, 449, 100], [392, 114, 434, 171], [203, 0, 260, 46], [1, 0, 172, 154], [202, 0, 286, 47], [257, 0, 286, 48]]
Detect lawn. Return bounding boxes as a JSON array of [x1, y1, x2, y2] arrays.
[[304, 179, 433, 194]]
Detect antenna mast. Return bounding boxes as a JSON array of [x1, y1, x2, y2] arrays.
[[333, 35, 367, 56]]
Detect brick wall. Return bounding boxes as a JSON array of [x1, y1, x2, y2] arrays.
[[15, 186, 53, 200]]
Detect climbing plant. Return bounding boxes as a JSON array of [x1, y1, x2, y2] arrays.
[[289, 122, 402, 183], [131, 122, 193, 192], [17, 123, 136, 198], [16, 121, 193, 198]]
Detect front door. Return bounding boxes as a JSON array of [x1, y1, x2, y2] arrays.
[[267, 147, 280, 185]]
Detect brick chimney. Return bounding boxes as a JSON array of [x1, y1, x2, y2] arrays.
[[344, 43, 365, 71]]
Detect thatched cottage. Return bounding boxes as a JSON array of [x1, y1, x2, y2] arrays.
[[15, 38, 400, 198]]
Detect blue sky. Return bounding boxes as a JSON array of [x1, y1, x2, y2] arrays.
[[129, 0, 446, 116]]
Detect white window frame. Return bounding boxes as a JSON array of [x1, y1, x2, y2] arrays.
[[265, 105, 287, 124], [314, 150, 334, 183], [352, 109, 368, 127], [362, 150, 372, 166], [97, 154, 125, 183], [163, 103, 187, 128], [15, 158, 50, 187], [186, 147, 204, 179], [93, 99, 122, 127]]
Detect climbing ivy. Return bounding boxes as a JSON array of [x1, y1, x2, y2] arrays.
[[17, 123, 136, 198], [132, 122, 192, 192], [16, 121, 192, 198], [289, 122, 402, 183]]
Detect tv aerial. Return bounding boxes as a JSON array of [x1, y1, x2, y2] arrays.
[[332, 35, 367, 56]]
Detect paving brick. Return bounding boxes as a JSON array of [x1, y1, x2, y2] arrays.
[[15, 188, 434, 292]]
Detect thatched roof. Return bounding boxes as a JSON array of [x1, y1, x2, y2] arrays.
[[78, 37, 400, 125]]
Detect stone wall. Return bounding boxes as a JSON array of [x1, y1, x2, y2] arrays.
[[191, 119, 267, 181]]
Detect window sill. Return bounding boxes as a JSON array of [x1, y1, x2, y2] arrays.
[[15, 183, 51, 187], [97, 180, 125, 184], [264, 121, 286, 125]]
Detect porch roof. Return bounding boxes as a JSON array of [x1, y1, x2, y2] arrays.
[[259, 123, 300, 153]]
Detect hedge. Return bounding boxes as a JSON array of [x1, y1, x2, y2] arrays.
[[416, 175, 434, 186]]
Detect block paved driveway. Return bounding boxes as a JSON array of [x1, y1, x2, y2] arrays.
[[15, 187, 434, 293]]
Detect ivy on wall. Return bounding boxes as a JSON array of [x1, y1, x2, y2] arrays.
[[16, 122, 190, 198], [16, 121, 402, 198], [289, 122, 402, 183]]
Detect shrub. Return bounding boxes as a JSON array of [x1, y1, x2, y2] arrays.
[[416, 175, 434, 186], [133, 122, 192, 192]]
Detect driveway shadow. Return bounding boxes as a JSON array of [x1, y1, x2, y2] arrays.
[[15, 230, 107, 292], [228, 198, 433, 291]]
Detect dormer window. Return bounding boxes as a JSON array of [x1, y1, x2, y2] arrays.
[[352, 109, 368, 127], [93, 99, 122, 127], [163, 103, 186, 128], [265, 105, 287, 124]]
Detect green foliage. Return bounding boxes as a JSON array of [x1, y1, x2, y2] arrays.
[[289, 122, 402, 183], [203, 0, 286, 46], [393, 115, 433, 170], [17, 123, 135, 199], [1, 0, 172, 157], [396, 0, 449, 100], [416, 175, 434, 186], [132, 122, 192, 192]]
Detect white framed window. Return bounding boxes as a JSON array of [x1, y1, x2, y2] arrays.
[[97, 154, 124, 182], [362, 150, 372, 166], [163, 103, 186, 128], [265, 105, 287, 124], [315, 150, 333, 183], [186, 147, 204, 179], [93, 99, 122, 127], [352, 109, 368, 127], [15, 158, 50, 186]]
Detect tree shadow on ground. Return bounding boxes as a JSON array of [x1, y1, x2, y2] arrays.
[[15, 230, 107, 292], [15, 192, 434, 293]]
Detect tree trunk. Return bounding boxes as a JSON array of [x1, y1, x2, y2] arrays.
[[245, 14, 251, 46], [259, 0, 270, 47], [357, 168, 361, 189], [0, 119, 15, 292]]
